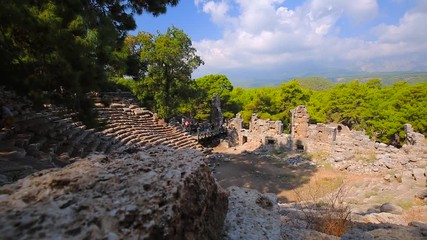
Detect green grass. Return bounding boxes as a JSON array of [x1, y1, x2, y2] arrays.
[[372, 195, 394, 204], [363, 191, 378, 199], [396, 200, 415, 210]]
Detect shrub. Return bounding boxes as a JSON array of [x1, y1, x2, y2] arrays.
[[294, 184, 352, 237]]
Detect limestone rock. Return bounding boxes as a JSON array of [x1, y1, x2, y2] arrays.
[[412, 168, 426, 184], [282, 226, 339, 240], [361, 212, 406, 225], [415, 189, 427, 200], [343, 223, 427, 240], [0, 148, 228, 240], [383, 174, 392, 182], [224, 186, 280, 240], [380, 202, 403, 215], [366, 226, 426, 240]]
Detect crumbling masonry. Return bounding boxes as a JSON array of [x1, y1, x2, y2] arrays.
[[227, 105, 427, 174]]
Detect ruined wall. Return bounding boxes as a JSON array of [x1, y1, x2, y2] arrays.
[[226, 113, 290, 148], [291, 105, 427, 174], [227, 105, 426, 174], [291, 106, 310, 150], [248, 114, 289, 147], [228, 113, 244, 132], [211, 94, 223, 129]]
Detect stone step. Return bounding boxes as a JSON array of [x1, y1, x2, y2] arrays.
[[70, 128, 91, 146], [13, 133, 33, 148], [96, 138, 114, 153], [0, 147, 27, 159], [82, 138, 101, 157], [40, 141, 60, 154], [177, 141, 198, 150], [173, 137, 197, 147], [170, 135, 191, 143], [62, 125, 86, 141], [120, 134, 136, 145], [81, 131, 96, 145]]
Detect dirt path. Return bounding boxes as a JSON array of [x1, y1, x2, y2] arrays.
[[211, 144, 379, 203], [211, 144, 427, 224], [212, 153, 317, 201], [211, 144, 326, 202]]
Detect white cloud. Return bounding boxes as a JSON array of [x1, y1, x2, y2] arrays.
[[374, 6, 427, 44], [193, 0, 427, 80]]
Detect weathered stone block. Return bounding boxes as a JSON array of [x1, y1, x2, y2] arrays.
[[380, 202, 403, 215], [412, 168, 426, 184], [224, 186, 280, 240], [0, 148, 228, 239]]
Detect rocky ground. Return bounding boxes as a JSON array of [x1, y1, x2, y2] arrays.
[[0, 146, 228, 239], [210, 142, 427, 239]]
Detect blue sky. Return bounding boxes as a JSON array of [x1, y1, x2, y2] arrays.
[[132, 0, 427, 86]]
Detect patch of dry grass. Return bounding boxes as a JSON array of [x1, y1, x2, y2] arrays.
[[294, 184, 352, 237], [403, 206, 427, 223], [282, 168, 346, 202]]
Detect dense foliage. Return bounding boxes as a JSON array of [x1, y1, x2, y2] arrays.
[[337, 73, 427, 85], [223, 78, 427, 145], [227, 80, 311, 131], [116, 27, 203, 119], [189, 74, 235, 120], [307, 80, 427, 145], [294, 77, 335, 91], [0, 0, 179, 108]]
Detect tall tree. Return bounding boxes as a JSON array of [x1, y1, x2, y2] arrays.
[[122, 27, 203, 119], [191, 74, 234, 121]]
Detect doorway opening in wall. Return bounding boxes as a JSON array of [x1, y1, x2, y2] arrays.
[[242, 136, 248, 144], [296, 139, 304, 152], [267, 139, 276, 145]]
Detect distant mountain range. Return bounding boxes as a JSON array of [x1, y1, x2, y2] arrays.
[[334, 72, 427, 85], [231, 72, 427, 88]]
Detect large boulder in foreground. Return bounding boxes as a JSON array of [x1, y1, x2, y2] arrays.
[[0, 146, 228, 239], [224, 186, 281, 240]]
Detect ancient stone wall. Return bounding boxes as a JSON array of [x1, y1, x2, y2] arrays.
[[211, 94, 223, 129], [227, 113, 244, 132], [291, 105, 427, 174], [227, 105, 426, 174], [226, 113, 290, 149], [291, 105, 310, 150]]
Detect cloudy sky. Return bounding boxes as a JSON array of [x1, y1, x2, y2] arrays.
[[133, 0, 427, 86]]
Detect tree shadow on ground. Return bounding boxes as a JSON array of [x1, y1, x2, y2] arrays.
[[210, 144, 318, 203]]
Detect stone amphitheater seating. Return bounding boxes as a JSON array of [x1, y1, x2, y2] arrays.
[[93, 92, 203, 152], [0, 88, 203, 185]]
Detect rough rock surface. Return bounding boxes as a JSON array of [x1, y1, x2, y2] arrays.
[[224, 186, 280, 240], [280, 202, 427, 240], [0, 146, 228, 239], [380, 202, 403, 215], [342, 221, 427, 240]]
